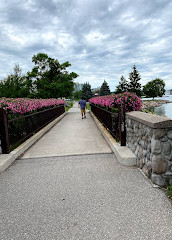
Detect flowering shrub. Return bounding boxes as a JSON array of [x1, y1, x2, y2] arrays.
[[89, 94, 115, 109], [0, 97, 65, 115], [89, 92, 142, 112]]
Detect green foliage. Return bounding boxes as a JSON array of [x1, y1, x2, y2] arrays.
[[111, 108, 119, 113], [115, 75, 128, 94], [167, 185, 172, 199], [143, 78, 165, 99], [86, 102, 91, 110], [128, 65, 142, 97], [28, 53, 78, 98], [100, 80, 110, 96], [82, 82, 93, 101], [0, 54, 78, 99], [65, 101, 73, 111], [0, 65, 31, 98], [74, 90, 82, 100]]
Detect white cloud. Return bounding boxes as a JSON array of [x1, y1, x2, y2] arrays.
[[0, 0, 172, 91], [57, 32, 76, 49], [85, 31, 109, 46]]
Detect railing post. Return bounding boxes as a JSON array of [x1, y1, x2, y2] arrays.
[[119, 104, 126, 146], [0, 109, 10, 153]]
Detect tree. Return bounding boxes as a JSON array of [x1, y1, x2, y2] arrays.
[[100, 80, 110, 96], [143, 78, 165, 99], [128, 65, 142, 97], [73, 90, 82, 100], [82, 82, 93, 101], [27, 53, 78, 98], [115, 75, 128, 94], [0, 64, 31, 98]]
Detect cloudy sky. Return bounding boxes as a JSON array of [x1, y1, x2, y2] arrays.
[[0, 0, 172, 91]]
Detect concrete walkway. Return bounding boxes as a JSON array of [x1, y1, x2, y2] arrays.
[[22, 103, 112, 158], [0, 103, 172, 239]]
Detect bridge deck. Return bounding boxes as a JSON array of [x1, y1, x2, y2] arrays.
[[22, 102, 112, 159]]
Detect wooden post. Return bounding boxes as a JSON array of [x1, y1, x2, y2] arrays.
[[119, 104, 126, 146], [0, 109, 10, 153]]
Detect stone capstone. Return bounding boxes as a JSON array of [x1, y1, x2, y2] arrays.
[[152, 154, 167, 174]]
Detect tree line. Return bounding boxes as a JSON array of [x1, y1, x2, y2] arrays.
[[0, 53, 78, 99], [75, 65, 165, 101], [115, 65, 165, 98], [0, 58, 166, 101]]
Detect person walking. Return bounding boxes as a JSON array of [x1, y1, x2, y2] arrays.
[[78, 97, 87, 119]]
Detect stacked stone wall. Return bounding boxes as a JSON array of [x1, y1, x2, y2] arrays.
[[126, 112, 172, 187]]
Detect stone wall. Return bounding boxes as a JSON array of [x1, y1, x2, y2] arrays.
[[126, 111, 172, 187]]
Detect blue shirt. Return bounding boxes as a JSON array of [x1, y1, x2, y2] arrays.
[[79, 99, 86, 109]]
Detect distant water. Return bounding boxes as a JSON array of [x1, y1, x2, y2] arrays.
[[142, 95, 172, 119]]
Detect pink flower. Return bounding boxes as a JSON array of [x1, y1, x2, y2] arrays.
[[0, 98, 65, 115], [89, 92, 142, 112]]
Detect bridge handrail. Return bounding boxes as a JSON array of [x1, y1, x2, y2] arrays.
[[0, 105, 65, 153], [90, 103, 126, 146]]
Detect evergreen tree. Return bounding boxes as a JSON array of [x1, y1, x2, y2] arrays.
[[115, 75, 128, 94], [128, 65, 142, 97], [82, 82, 93, 101], [100, 80, 110, 96]]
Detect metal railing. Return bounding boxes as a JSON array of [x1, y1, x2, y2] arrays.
[[90, 104, 126, 146], [0, 105, 65, 153]]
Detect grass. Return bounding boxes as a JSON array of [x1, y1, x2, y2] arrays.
[[65, 101, 73, 111], [163, 185, 172, 205], [167, 185, 172, 200], [86, 102, 91, 111]]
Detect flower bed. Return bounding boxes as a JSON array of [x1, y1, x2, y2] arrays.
[[89, 92, 142, 112], [0, 97, 65, 115]]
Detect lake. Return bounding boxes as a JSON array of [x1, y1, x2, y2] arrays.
[[142, 95, 172, 119]]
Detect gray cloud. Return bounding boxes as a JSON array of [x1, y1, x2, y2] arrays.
[[0, 0, 172, 90]]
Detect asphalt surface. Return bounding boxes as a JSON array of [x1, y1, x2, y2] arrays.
[[0, 154, 172, 240]]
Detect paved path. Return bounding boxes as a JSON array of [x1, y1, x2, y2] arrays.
[[22, 102, 112, 158], [0, 103, 172, 239]]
